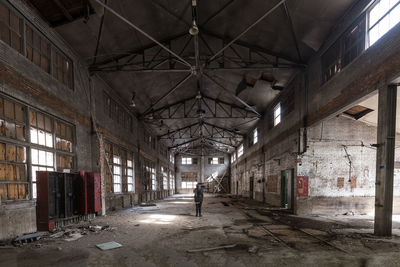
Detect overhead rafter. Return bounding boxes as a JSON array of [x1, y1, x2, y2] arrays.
[[52, 0, 73, 21], [142, 93, 260, 120], [282, 1, 302, 63], [203, 73, 261, 117], [142, 73, 193, 115], [89, 32, 188, 69], [158, 121, 243, 141], [92, 0, 192, 67], [205, 0, 286, 65]]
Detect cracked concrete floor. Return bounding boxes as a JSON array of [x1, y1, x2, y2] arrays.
[[2, 194, 400, 266]]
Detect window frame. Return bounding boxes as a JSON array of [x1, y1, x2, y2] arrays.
[[238, 144, 244, 158], [0, 1, 74, 90], [367, 0, 400, 47], [273, 103, 281, 126]]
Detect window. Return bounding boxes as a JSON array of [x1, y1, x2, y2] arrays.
[[30, 111, 53, 148], [274, 103, 281, 126], [182, 157, 192, 165], [25, 24, 50, 73], [238, 144, 244, 158], [170, 153, 174, 164], [231, 152, 236, 163], [169, 170, 175, 190], [322, 17, 366, 83], [151, 165, 156, 191], [31, 148, 54, 198], [104, 142, 135, 193], [1, 98, 26, 142], [0, 2, 74, 89], [219, 157, 224, 164], [181, 172, 197, 189], [208, 157, 218, 165], [29, 108, 74, 198], [253, 128, 258, 144], [0, 143, 28, 201], [0, 2, 22, 53], [127, 154, 134, 192], [162, 166, 168, 190], [368, 0, 400, 46], [51, 47, 72, 88], [113, 155, 121, 193]]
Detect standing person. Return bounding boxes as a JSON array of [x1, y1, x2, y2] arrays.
[[193, 183, 204, 217]]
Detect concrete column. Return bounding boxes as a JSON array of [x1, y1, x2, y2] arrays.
[[374, 84, 397, 236]]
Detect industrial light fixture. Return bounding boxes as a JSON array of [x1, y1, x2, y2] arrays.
[[189, 0, 199, 36], [189, 20, 199, 36], [130, 92, 136, 107]]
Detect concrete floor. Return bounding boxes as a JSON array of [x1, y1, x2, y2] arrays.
[[2, 195, 400, 267]]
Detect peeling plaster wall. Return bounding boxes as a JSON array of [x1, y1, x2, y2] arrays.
[[297, 116, 400, 215]]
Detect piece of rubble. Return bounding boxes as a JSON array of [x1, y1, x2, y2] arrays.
[[14, 232, 44, 244], [96, 241, 122, 251], [64, 233, 83, 242]]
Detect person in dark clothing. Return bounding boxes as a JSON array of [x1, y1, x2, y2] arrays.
[[193, 183, 204, 217]]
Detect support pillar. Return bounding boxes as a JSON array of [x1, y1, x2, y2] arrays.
[[374, 84, 397, 236]]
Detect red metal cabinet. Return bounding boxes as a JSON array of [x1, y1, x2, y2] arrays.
[[83, 172, 101, 214], [36, 171, 80, 231]]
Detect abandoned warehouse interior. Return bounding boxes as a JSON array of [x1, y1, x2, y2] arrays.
[[1, 0, 400, 265]]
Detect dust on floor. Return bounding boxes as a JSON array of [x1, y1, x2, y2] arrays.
[[1, 194, 400, 267]]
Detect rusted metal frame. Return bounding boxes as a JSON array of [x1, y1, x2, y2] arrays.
[[206, 0, 285, 65], [144, 94, 259, 119], [203, 121, 243, 137], [93, 0, 191, 67], [204, 137, 235, 148], [202, 30, 304, 66], [146, 47, 163, 68], [169, 102, 184, 118], [91, 56, 173, 71], [92, 0, 107, 65], [216, 100, 232, 117], [201, 97, 216, 117], [178, 35, 193, 58], [282, 2, 302, 63], [253, 48, 272, 64], [203, 124, 213, 137], [204, 73, 261, 117], [200, 35, 214, 56], [142, 73, 193, 115], [185, 98, 199, 118], [200, 0, 236, 27], [169, 137, 201, 149], [158, 122, 198, 138], [52, 0, 74, 21], [229, 46, 247, 67], [202, 95, 250, 115]]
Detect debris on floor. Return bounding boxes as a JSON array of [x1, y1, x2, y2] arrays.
[[139, 203, 157, 207], [96, 241, 123, 251], [64, 233, 83, 242], [14, 232, 44, 244], [187, 244, 237, 253], [221, 201, 230, 206], [343, 211, 355, 216], [248, 246, 259, 254]]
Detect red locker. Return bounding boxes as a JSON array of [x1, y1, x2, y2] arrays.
[[36, 171, 80, 231], [78, 171, 88, 215], [86, 172, 101, 214]]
